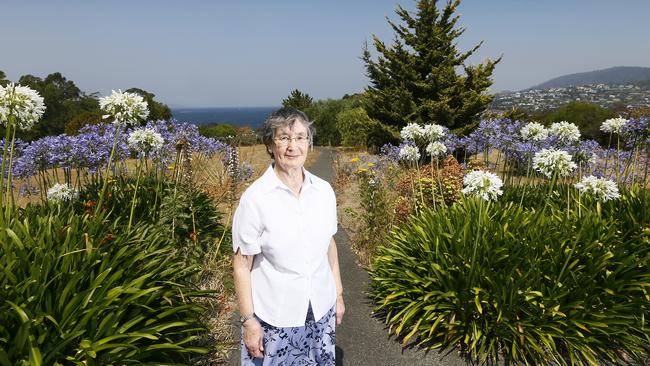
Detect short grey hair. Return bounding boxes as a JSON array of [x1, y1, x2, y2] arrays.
[[262, 107, 315, 158]]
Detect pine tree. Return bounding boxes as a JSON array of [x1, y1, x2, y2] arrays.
[[281, 89, 314, 112], [362, 0, 500, 131]]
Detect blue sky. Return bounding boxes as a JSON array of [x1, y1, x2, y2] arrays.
[[2, 0, 649, 107]]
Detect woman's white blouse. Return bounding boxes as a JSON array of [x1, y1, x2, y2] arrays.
[[232, 164, 338, 327]]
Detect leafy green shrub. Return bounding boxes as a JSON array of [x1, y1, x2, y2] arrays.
[[80, 174, 226, 266], [335, 107, 400, 151], [198, 123, 238, 140], [370, 187, 650, 365], [157, 181, 225, 264], [0, 203, 210, 365], [348, 169, 392, 266]]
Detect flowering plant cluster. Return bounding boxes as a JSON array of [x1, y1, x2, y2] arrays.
[[0, 83, 46, 131], [574, 175, 621, 202], [398, 122, 451, 163], [11, 120, 231, 196], [400, 123, 425, 141], [425, 141, 447, 158], [46, 182, 78, 202], [532, 149, 577, 178], [520, 122, 549, 142], [461, 170, 503, 201], [548, 121, 581, 144], [398, 143, 421, 162], [99, 90, 149, 126], [600, 117, 628, 135], [127, 127, 165, 156], [222, 146, 253, 183]]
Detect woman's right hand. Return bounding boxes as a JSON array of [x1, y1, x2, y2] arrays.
[[243, 319, 264, 358]]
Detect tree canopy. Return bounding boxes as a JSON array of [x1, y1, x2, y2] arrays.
[[542, 101, 614, 144], [282, 89, 314, 112], [362, 0, 500, 131], [16, 72, 99, 139], [0, 71, 173, 140]]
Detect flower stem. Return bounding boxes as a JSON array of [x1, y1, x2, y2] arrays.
[[430, 159, 436, 211], [519, 159, 531, 207], [95, 127, 121, 216], [127, 158, 144, 231], [604, 134, 612, 178], [6, 126, 17, 210], [616, 135, 621, 183], [0, 119, 13, 228], [467, 200, 484, 291]]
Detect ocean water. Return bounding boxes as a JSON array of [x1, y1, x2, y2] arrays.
[[171, 106, 279, 128]]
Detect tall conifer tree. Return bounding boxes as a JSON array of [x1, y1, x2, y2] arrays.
[[282, 89, 314, 112], [362, 0, 500, 130]]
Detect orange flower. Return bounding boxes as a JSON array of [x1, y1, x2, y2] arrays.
[[188, 231, 198, 241], [100, 233, 116, 246]]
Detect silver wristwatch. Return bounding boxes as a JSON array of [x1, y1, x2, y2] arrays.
[[239, 313, 255, 324]]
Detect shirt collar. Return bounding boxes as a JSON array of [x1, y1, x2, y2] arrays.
[[261, 164, 319, 194]]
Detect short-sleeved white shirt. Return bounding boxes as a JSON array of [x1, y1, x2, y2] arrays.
[[232, 164, 338, 327]]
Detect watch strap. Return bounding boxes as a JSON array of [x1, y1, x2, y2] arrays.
[[240, 313, 256, 324]]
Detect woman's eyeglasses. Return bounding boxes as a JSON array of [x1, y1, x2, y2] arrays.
[[274, 135, 310, 146]]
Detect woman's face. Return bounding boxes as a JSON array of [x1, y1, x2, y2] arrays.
[[271, 121, 310, 172]]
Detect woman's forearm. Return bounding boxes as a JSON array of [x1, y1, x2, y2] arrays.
[[233, 250, 255, 316], [327, 238, 343, 296]]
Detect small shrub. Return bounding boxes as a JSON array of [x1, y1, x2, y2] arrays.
[[80, 173, 226, 267], [370, 187, 650, 365]]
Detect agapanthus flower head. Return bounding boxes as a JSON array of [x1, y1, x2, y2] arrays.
[[399, 144, 421, 162], [574, 175, 620, 202], [127, 127, 164, 155], [425, 141, 447, 158], [549, 121, 581, 144], [422, 123, 446, 141], [380, 143, 402, 163], [99, 90, 149, 126], [600, 117, 627, 134], [47, 183, 78, 202], [532, 148, 577, 178], [461, 170, 503, 201], [400, 123, 425, 141], [0, 83, 46, 131], [520, 122, 549, 141]]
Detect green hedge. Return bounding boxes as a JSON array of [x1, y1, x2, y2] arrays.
[[370, 186, 650, 365]]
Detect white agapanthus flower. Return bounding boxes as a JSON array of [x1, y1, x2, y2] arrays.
[[461, 170, 504, 201], [425, 141, 447, 158], [399, 145, 421, 162], [574, 175, 620, 202], [600, 117, 628, 134], [520, 122, 549, 141], [549, 121, 581, 143], [422, 123, 446, 141], [47, 183, 78, 202], [127, 127, 165, 154], [532, 148, 577, 178], [400, 123, 425, 141], [99, 90, 149, 126], [0, 83, 46, 131]]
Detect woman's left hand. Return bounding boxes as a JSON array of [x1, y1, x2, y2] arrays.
[[336, 294, 345, 325]]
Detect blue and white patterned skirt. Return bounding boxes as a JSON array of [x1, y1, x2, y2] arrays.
[[240, 304, 336, 365]]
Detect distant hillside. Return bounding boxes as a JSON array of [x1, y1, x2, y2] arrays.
[[531, 66, 650, 90]]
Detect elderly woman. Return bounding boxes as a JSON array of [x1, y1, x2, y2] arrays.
[[232, 107, 345, 365]]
